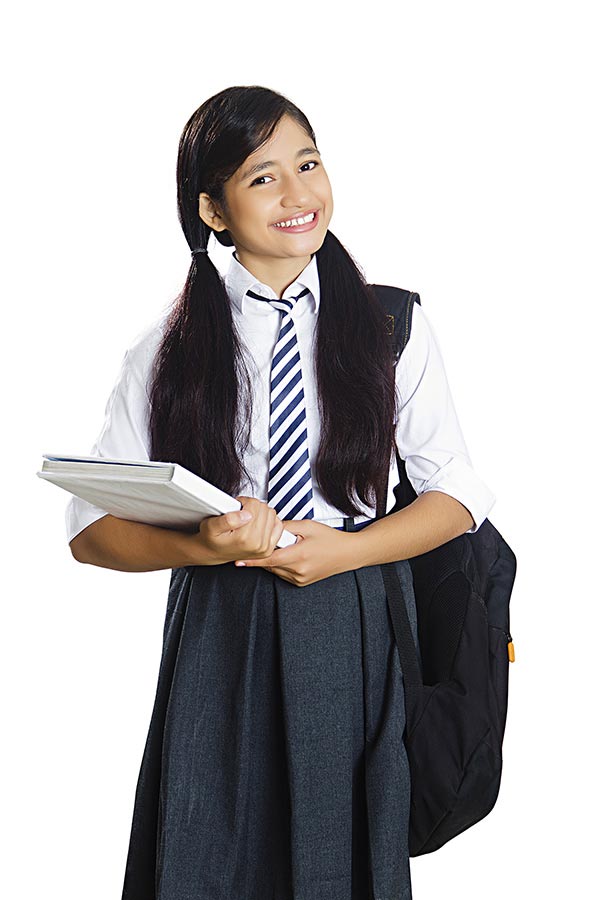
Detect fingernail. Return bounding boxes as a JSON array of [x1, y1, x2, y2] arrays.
[[239, 512, 252, 522], [235, 561, 246, 567]]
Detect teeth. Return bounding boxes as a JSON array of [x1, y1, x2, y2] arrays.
[[274, 212, 316, 228]]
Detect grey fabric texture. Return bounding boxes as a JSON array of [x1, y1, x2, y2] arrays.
[[121, 554, 418, 900]]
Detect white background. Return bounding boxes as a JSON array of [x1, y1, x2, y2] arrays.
[[3, 1, 598, 896]]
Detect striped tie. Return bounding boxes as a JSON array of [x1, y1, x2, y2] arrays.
[[246, 286, 315, 521]]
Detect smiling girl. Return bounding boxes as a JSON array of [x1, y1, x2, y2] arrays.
[[67, 85, 496, 900]]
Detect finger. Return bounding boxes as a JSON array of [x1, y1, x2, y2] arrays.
[[280, 518, 320, 538], [235, 561, 296, 582], [263, 565, 299, 584], [235, 556, 270, 568], [235, 543, 300, 568]]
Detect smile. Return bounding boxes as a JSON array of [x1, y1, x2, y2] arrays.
[[272, 210, 320, 232]]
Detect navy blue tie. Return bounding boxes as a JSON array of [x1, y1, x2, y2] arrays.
[[246, 286, 315, 520]]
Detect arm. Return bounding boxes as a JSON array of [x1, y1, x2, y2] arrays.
[[70, 497, 286, 573], [391, 302, 496, 534], [348, 490, 474, 568], [69, 515, 207, 572], [65, 339, 205, 572], [235, 492, 474, 585], [345, 303, 490, 567], [65, 329, 163, 551], [66, 328, 287, 572]]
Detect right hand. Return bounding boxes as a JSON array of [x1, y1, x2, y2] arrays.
[[189, 496, 286, 566]]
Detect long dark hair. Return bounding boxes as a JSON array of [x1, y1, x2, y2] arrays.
[[149, 85, 398, 517]]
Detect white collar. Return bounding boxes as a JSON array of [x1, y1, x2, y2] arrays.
[[224, 250, 321, 316]]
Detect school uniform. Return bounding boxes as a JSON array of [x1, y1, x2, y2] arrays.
[[66, 251, 496, 900]]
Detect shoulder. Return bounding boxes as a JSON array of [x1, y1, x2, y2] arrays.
[[394, 298, 453, 403], [398, 299, 441, 367]]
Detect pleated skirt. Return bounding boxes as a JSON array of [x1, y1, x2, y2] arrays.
[[120, 551, 419, 900]]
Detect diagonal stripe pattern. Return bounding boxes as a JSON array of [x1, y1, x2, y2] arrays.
[[246, 286, 315, 521]]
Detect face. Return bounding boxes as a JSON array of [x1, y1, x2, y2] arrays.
[[199, 114, 333, 275]]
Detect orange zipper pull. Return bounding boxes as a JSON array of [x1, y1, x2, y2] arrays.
[[507, 632, 515, 662]]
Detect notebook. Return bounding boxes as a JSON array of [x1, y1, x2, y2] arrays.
[[37, 453, 298, 549]]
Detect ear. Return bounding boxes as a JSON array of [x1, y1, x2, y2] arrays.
[[199, 192, 228, 233]]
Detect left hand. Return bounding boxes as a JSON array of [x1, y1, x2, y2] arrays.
[[234, 518, 357, 586]]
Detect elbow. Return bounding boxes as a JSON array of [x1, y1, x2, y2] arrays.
[[463, 506, 476, 533], [69, 529, 96, 564], [68, 516, 111, 565], [423, 491, 476, 538], [69, 534, 89, 564], [454, 498, 476, 535]]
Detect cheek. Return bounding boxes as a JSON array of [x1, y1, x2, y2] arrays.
[[317, 176, 333, 211], [234, 205, 268, 240], [320, 194, 334, 229]]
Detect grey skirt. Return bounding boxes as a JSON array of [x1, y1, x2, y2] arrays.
[[120, 543, 419, 900]]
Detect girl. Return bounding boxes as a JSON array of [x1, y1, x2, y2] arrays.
[[67, 85, 496, 900]]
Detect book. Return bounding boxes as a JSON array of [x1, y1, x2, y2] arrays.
[[37, 453, 299, 549]]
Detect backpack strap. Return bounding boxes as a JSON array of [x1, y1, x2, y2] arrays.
[[368, 282, 425, 701], [369, 284, 422, 362], [369, 282, 421, 511]]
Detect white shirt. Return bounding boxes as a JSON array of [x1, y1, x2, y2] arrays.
[[65, 251, 496, 544]]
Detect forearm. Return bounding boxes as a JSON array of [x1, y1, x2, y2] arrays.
[[70, 514, 206, 572], [351, 491, 475, 567]]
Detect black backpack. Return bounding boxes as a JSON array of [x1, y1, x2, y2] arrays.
[[369, 284, 517, 857]]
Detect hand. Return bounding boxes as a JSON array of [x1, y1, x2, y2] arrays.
[[234, 518, 358, 586], [189, 496, 285, 565]]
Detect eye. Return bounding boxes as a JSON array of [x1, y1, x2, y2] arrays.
[[250, 160, 320, 187], [250, 174, 274, 186]]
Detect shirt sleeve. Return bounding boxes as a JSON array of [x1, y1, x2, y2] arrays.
[[394, 301, 496, 533], [65, 347, 152, 544]]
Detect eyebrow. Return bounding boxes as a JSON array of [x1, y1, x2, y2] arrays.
[[239, 147, 321, 182]]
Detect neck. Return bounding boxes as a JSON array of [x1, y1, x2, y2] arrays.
[[234, 249, 312, 299]]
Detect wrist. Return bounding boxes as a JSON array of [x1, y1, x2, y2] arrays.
[[336, 530, 370, 573], [182, 529, 222, 567], [345, 527, 378, 569]]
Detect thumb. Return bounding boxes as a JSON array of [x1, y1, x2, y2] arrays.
[[230, 508, 253, 526], [210, 507, 253, 535]]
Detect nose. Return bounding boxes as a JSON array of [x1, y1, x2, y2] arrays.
[[279, 170, 311, 208]]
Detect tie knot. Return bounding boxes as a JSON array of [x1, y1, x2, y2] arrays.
[[246, 286, 310, 315]]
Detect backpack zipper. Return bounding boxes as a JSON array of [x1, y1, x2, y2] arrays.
[[506, 631, 515, 662]]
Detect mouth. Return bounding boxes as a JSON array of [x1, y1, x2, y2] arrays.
[[271, 209, 320, 233]]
